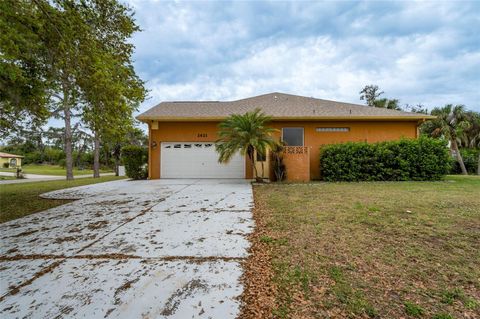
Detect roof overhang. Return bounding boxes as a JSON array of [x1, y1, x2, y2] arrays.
[[136, 115, 436, 123]]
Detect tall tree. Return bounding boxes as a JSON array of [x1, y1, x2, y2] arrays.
[[461, 111, 480, 175], [359, 85, 405, 110], [404, 104, 429, 114], [31, 0, 93, 180], [1, 0, 145, 180], [76, 0, 146, 178], [425, 105, 470, 175], [458, 111, 480, 148], [359, 85, 384, 107], [0, 0, 51, 137], [373, 98, 402, 110]]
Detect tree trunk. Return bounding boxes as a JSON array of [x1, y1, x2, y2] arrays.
[[75, 142, 85, 168], [114, 156, 120, 176], [104, 145, 109, 171], [93, 130, 100, 178], [248, 151, 260, 182], [477, 153, 480, 176], [451, 139, 468, 175], [114, 144, 121, 176], [63, 90, 74, 181]]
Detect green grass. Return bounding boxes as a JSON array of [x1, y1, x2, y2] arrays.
[[404, 301, 425, 317], [0, 176, 125, 223], [254, 175, 480, 318], [0, 164, 113, 176], [0, 175, 16, 180]]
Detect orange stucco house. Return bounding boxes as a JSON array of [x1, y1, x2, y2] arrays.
[[137, 92, 434, 181]]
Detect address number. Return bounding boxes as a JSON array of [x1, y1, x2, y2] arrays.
[[197, 133, 208, 137]]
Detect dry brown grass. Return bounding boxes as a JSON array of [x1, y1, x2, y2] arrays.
[[240, 189, 276, 318], [244, 175, 480, 319], [0, 176, 125, 223]]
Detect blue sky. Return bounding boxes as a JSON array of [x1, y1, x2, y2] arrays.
[[127, 0, 480, 114]]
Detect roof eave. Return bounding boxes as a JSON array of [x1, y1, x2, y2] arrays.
[[136, 115, 436, 122]]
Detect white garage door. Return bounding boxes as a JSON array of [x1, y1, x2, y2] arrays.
[[161, 142, 245, 178]]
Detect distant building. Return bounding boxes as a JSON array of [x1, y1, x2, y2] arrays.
[[0, 152, 23, 168]]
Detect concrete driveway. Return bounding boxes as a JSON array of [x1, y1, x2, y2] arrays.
[[0, 179, 253, 318]]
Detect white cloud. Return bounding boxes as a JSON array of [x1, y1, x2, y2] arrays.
[[126, 0, 480, 114]]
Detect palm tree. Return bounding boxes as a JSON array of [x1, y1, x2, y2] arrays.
[[458, 111, 480, 149], [428, 105, 470, 175], [216, 109, 278, 181], [462, 111, 480, 175]]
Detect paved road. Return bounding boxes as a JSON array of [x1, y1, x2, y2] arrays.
[[0, 179, 253, 318], [0, 172, 116, 184]]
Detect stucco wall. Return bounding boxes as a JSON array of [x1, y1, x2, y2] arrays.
[[0, 157, 22, 168], [282, 147, 310, 182], [269, 121, 418, 180], [148, 121, 253, 179], [147, 120, 418, 180]]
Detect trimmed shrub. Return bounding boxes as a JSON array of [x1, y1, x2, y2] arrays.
[[121, 145, 148, 180], [320, 137, 451, 181]]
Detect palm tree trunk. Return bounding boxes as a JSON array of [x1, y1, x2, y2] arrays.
[[451, 139, 468, 175], [249, 152, 259, 181], [93, 130, 100, 178]]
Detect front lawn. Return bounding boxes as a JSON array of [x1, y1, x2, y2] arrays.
[[0, 176, 125, 223], [244, 175, 480, 319], [0, 164, 113, 176], [0, 175, 16, 180]]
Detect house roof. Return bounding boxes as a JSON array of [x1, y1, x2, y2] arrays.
[[0, 152, 24, 158], [137, 92, 434, 122]]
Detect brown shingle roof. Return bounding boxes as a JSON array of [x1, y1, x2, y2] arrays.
[[137, 92, 434, 121], [0, 152, 24, 158]]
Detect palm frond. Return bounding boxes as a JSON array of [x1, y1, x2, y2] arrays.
[[215, 108, 279, 167]]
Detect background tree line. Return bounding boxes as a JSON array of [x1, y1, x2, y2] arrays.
[[0, 124, 147, 170], [360, 85, 480, 175], [1, 0, 147, 179]]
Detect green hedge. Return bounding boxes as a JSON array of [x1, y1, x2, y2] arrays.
[[121, 145, 148, 180], [451, 148, 479, 174], [319, 137, 451, 181]]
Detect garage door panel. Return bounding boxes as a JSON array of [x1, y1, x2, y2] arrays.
[[161, 142, 245, 178]]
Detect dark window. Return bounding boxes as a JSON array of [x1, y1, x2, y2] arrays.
[[282, 128, 304, 146]]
